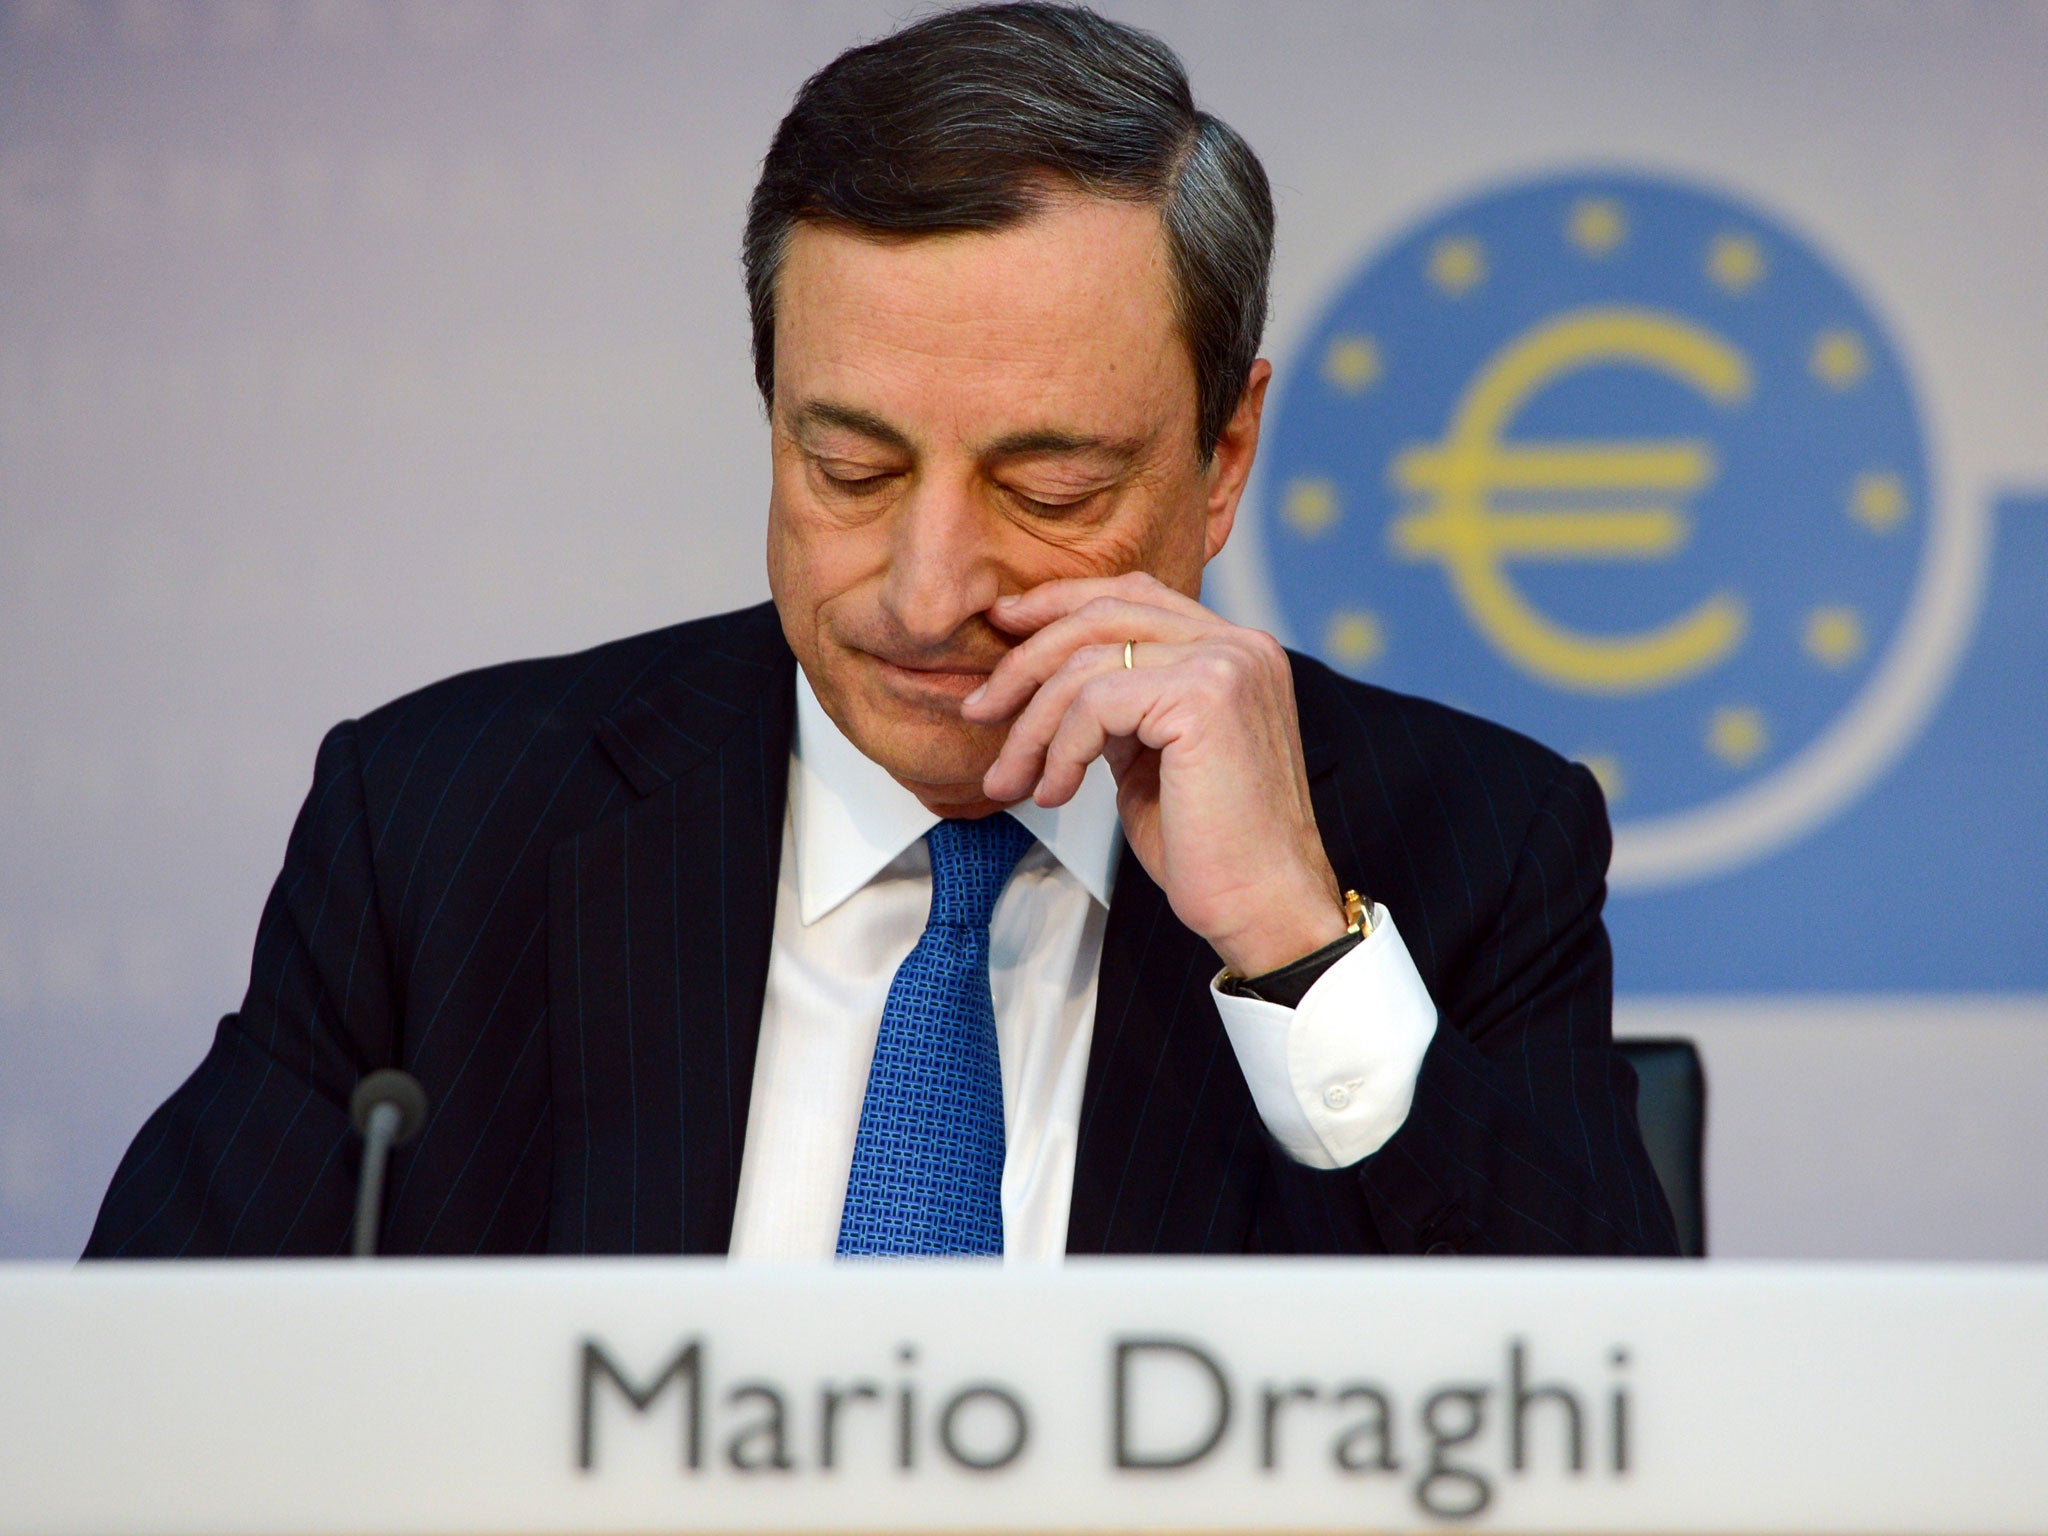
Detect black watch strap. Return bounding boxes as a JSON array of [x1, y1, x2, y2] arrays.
[[1219, 927, 1364, 1009]]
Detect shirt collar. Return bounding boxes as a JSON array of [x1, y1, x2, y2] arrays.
[[790, 666, 1121, 924]]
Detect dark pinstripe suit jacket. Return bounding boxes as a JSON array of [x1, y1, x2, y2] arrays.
[[86, 602, 1679, 1259]]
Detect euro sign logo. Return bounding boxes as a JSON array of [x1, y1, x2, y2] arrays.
[[1389, 308, 1751, 695], [1251, 170, 1943, 887]]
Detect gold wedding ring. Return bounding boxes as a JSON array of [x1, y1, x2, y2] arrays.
[[1123, 639, 1136, 670]]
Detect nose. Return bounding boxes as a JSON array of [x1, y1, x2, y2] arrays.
[[878, 472, 1002, 651]]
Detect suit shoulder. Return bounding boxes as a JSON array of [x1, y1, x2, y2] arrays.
[[1292, 649, 1573, 778], [1288, 648, 1605, 859], [344, 603, 781, 789], [289, 603, 784, 960]]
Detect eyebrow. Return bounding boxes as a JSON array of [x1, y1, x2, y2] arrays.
[[791, 399, 1148, 467], [983, 427, 1150, 464], [791, 400, 914, 454]]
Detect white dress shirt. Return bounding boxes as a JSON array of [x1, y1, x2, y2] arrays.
[[727, 671, 1438, 1261]]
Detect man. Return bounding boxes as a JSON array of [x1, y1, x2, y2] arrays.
[[87, 4, 1677, 1260]]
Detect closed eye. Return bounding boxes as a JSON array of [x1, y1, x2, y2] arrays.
[[809, 457, 903, 493], [1003, 483, 1108, 517]]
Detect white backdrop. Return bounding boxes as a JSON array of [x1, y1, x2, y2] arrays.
[[3, 0, 2045, 1260]]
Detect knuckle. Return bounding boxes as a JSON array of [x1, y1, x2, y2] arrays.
[[1058, 645, 1111, 681], [1019, 643, 1064, 685], [1245, 628, 1288, 668], [1077, 674, 1123, 715]]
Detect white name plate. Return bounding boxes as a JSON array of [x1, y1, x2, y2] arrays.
[[2, 1259, 2044, 1534]]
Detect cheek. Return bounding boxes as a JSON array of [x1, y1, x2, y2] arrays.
[[999, 503, 1206, 600], [1103, 483, 1212, 595], [766, 481, 885, 635], [765, 480, 834, 647], [763, 486, 804, 611]]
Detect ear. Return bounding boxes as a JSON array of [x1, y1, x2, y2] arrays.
[[1202, 359, 1273, 562]]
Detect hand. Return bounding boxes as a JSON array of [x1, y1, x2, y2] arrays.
[[961, 572, 1347, 978]]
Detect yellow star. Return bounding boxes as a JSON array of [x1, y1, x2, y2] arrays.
[[1811, 329, 1868, 389], [1804, 607, 1866, 669], [1321, 334, 1382, 394], [1578, 752, 1626, 805], [1282, 477, 1339, 536], [1707, 232, 1765, 295], [1325, 610, 1385, 668], [1850, 470, 1908, 534], [1427, 235, 1486, 297], [1707, 706, 1768, 768], [1568, 197, 1627, 257]]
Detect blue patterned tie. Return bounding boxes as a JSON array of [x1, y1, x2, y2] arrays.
[[837, 813, 1036, 1257]]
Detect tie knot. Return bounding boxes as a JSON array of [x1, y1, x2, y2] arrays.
[[925, 813, 1036, 930]]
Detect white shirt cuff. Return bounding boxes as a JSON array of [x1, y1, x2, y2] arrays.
[[1209, 906, 1438, 1170]]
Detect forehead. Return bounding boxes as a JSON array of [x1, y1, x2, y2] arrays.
[[773, 196, 1191, 444]]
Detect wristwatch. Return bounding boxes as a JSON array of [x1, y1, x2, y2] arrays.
[[1220, 889, 1373, 1009]]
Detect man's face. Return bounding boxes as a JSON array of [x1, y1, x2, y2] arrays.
[[765, 193, 1263, 811]]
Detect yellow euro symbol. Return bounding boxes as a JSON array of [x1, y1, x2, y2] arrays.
[[1390, 306, 1751, 695]]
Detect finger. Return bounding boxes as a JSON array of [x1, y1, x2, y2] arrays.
[[987, 571, 1214, 635], [981, 639, 1184, 801], [981, 641, 1201, 802], [972, 596, 1212, 718], [965, 594, 1217, 721], [1030, 667, 1175, 807]]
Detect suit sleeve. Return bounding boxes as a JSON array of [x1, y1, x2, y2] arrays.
[[1272, 761, 1682, 1256], [82, 720, 399, 1258]]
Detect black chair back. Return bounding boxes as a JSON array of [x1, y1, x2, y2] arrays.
[[1614, 1037, 1707, 1257]]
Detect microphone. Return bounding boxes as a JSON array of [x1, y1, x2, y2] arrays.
[[349, 1069, 429, 1258]]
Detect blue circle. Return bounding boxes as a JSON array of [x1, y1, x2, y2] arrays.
[[1260, 170, 1931, 824]]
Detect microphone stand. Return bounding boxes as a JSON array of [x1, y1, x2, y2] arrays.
[[349, 1070, 429, 1258]]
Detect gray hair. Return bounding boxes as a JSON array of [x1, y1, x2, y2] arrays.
[[742, 2, 1274, 459]]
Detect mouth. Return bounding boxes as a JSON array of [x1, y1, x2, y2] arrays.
[[864, 652, 998, 705]]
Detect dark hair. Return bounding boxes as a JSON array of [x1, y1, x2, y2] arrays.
[[743, 2, 1274, 458]]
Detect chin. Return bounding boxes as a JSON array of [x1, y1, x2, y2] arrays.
[[873, 722, 1003, 795], [843, 696, 1002, 796]]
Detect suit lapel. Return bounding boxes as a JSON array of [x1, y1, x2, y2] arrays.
[[1067, 656, 1345, 1254], [548, 606, 795, 1255], [1068, 852, 1262, 1253]]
